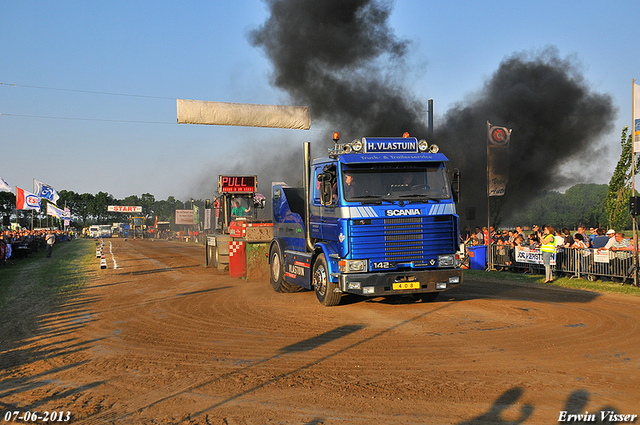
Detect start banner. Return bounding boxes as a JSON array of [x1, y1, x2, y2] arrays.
[[108, 205, 142, 213], [515, 246, 556, 266]]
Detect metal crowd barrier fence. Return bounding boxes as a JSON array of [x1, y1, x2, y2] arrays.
[[486, 244, 635, 282]]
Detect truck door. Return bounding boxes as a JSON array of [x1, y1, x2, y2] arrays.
[[309, 165, 324, 239], [310, 164, 339, 242]]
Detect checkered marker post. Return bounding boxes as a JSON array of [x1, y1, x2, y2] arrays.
[[229, 240, 246, 278]]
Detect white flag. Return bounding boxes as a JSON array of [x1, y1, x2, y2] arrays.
[[0, 177, 11, 192], [34, 179, 60, 204], [47, 203, 65, 218]]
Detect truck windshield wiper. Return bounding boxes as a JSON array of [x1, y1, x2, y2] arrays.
[[348, 195, 389, 205], [350, 195, 383, 200], [398, 194, 442, 202]]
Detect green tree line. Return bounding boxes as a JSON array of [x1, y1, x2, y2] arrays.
[[0, 190, 204, 229], [505, 183, 608, 229], [507, 127, 638, 230]]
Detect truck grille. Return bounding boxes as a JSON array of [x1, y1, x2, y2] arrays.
[[349, 216, 457, 263]]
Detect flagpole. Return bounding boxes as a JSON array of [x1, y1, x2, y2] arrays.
[[486, 120, 493, 271], [633, 78, 636, 286]]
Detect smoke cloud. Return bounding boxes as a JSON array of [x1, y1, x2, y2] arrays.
[[236, 0, 617, 225], [437, 48, 616, 224], [249, 0, 428, 138]]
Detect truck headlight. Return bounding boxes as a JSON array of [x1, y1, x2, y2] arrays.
[[339, 259, 368, 273], [438, 255, 454, 267]]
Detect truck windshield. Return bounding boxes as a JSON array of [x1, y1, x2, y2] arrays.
[[341, 163, 451, 202]]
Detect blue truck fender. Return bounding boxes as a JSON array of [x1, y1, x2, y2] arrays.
[[313, 241, 340, 283], [268, 237, 287, 265]]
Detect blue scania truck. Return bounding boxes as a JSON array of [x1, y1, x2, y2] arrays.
[[269, 133, 463, 306]]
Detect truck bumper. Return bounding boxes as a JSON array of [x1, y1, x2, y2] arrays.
[[339, 268, 463, 296]]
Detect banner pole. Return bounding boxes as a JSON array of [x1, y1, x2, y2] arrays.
[[633, 79, 636, 286], [487, 121, 493, 271]]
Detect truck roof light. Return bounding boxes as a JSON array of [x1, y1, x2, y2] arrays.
[[429, 144, 439, 153], [402, 132, 410, 138], [351, 139, 363, 152], [418, 139, 428, 152], [333, 132, 340, 141]]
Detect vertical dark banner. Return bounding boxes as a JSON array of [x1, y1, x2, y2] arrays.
[[487, 122, 512, 196]]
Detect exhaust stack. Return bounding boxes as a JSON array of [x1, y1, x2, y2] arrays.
[[303, 142, 314, 252]]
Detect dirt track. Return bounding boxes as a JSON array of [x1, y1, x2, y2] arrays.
[[1, 238, 639, 424]]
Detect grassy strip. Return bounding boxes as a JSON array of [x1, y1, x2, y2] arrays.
[[0, 238, 96, 310], [464, 268, 640, 296]]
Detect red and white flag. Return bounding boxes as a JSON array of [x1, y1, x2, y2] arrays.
[[16, 187, 41, 211]]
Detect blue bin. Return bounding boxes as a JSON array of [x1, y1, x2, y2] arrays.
[[468, 245, 487, 270]]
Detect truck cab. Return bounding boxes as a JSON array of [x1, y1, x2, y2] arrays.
[[270, 135, 463, 306]]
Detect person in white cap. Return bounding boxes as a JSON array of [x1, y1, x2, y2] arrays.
[[603, 230, 617, 254], [603, 230, 618, 250]]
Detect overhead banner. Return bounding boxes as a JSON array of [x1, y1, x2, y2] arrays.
[[108, 205, 142, 213], [177, 99, 310, 130], [487, 121, 512, 196]]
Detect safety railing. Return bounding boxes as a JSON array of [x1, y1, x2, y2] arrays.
[[486, 244, 635, 282]]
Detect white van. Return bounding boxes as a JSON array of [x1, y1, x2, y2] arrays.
[[89, 225, 100, 238]]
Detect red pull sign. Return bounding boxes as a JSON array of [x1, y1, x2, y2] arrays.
[[219, 176, 256, 193]]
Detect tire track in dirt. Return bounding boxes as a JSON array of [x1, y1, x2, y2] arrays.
[[5, 238, 640, 424]]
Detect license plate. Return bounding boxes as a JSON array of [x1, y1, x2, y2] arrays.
[[392, 281, 420, 290]]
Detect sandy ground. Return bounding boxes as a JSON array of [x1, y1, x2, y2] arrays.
[[1, 238, 639, 424]]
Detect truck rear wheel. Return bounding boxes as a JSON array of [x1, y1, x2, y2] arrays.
[[313, 254, 341, 306], [269, 244, 302, 293]]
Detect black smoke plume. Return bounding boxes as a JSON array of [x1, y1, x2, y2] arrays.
[[436, 48, 616, 224], [249, 0, 427, 138], [242, 0, 616, 225]]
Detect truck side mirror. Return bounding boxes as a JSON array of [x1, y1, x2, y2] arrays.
[[319, 173, 333, 206], [451, 168, 460, 203]]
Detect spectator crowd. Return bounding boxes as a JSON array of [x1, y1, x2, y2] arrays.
[[0, 228, 74, 266], [460, 224, 637, 285], [461, 225, 633, 252]]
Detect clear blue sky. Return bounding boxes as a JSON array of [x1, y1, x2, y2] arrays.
[[2, 0, 638, 201]]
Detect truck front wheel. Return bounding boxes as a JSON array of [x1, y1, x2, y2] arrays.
[[313, 254, 341, 306]]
